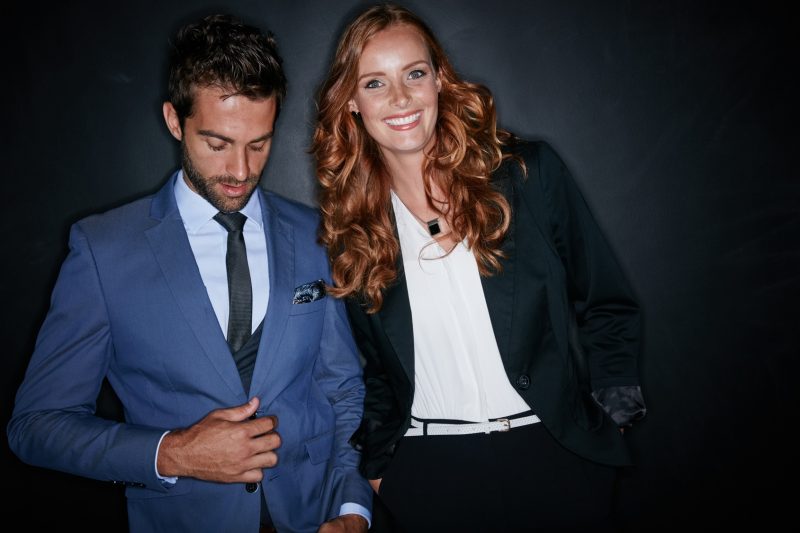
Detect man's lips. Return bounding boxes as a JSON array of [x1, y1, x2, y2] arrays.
[[219, 181, 251, 196]]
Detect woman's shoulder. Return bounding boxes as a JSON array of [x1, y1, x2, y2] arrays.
[[501, 137, 564, 168], [496, 137, 578, 217]]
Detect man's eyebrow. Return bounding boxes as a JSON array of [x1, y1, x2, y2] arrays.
[[197, 130, 274, 144]]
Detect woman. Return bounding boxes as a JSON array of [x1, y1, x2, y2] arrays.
[[313, 4, 645, 532]]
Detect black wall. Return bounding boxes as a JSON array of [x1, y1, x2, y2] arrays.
[[2, 1, 796, 529]]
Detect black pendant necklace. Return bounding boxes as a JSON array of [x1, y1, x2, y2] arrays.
[[426, 218, 442, 236], [392, 189, 443, 236]]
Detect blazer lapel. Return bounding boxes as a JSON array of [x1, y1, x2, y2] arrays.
[[378, 207, 415, 382], [480, 168, 517, 364], [250, 189, 294, 406], [378, 265, 415, 382], [146, 176, 244, 399]]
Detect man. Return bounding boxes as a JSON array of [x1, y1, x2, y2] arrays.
[[7, 14, 370, 533]]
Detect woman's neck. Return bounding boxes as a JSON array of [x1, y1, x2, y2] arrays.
[[383, 152, 425, 194], [384, 151, 456, 248]]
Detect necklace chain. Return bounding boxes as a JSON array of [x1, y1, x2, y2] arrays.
[[407, 208, 442, 236], [393, 189, 443, 236]]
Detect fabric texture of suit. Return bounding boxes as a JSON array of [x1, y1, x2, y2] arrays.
[[7, 174, 372, 532], [347, 140, 643, 479]]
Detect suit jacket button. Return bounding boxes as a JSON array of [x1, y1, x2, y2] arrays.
[[516, 374, 531, 389], [245, 482, 258, 493]]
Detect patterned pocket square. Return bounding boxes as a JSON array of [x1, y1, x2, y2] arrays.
[[293, 279, 327, 304]]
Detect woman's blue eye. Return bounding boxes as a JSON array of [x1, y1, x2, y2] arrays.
[[365, 79, 382, 89], [409, 69, 426, 79]]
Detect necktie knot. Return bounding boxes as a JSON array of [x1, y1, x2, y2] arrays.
[[214, 211, 247, 233]]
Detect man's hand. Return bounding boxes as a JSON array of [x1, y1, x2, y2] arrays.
[[157, 397, 280, 483], [318, 514, 369, 533]]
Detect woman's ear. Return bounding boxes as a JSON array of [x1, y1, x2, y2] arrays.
[[348, 99, 359, 114]]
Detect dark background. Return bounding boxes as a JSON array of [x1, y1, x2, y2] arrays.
[[2, 0, 796, 530]]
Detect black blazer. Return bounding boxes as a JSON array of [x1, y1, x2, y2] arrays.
[[347, 140, 643, 479]]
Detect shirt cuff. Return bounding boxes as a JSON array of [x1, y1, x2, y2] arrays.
[[155, 430, 178, 486], [339, 503, 371, 529]]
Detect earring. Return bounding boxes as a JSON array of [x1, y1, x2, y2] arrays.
[[351, 111, 361, 120]]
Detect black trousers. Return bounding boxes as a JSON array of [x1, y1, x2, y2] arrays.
[[372, 423, 620, 533]]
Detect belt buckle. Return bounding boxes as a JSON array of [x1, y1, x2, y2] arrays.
[[496, 418, 511, 432]]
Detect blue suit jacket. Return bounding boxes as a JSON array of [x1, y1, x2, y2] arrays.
[[8, 175, 371, 532]]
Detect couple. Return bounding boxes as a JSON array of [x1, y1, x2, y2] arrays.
[[8, 4, 645, 533]]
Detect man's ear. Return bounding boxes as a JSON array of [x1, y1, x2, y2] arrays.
[[162, 102, 183, 141]]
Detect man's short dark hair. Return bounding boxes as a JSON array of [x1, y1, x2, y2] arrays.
[[168, 14, 287, 125]]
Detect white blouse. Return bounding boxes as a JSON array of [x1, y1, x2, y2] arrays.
[[391, 191, 532, 422]]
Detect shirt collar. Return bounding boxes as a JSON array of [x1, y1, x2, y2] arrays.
[[173, 169, 263, 233]]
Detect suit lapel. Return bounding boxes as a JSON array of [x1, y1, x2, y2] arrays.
[[250, 189, 294, 406], [146, 176, 244, 399]]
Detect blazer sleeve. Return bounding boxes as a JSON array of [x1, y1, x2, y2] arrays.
[[6, 222, 171, 490], [312, 291, 373, 517], [526, 141, 646, 426], [344, 298, 404, 480]]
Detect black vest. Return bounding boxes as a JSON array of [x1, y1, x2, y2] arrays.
[[232, 319, 264, 394]]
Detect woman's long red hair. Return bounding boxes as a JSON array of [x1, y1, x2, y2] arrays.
[[312, 4, 518, 312]]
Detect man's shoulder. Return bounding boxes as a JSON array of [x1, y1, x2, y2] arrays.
[[262, 189, 316, 214], [261, 189, 319, 228], [74, 193, 160, 238]]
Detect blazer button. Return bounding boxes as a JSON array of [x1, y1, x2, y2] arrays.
[[245, 482, 258, 493], [516, 374, 531, 389]]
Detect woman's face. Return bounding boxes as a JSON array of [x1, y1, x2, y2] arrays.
[[348, 24, 441, 164]]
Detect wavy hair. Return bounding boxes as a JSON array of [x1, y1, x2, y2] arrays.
[[313, 4, 519, 312]]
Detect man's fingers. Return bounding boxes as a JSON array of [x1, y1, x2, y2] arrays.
[[240, 449, 279, 476], [251, 430, 281, 453], [255, 450, 279, 469], [216, 397, 260, 422], [247, 414, 279, 437]]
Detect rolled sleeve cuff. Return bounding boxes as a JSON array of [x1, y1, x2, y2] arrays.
[[592, 385, 647, 427]]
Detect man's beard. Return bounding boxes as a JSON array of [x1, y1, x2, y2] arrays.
[[182, 142, 261, 213]]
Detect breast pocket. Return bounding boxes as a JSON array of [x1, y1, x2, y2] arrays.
[[288, 297, 326, 316]]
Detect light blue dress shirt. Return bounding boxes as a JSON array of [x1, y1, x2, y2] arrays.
[[174, 170, 269, 333]]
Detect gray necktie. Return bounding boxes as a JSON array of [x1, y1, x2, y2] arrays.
[[213, 212, 252, 354]]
